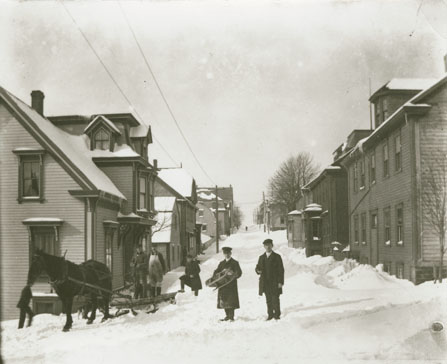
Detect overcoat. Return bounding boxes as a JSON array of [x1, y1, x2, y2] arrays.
[[182, 260, 203, 291], [255, 251, 284, 296], [213, 258, 242, 309]]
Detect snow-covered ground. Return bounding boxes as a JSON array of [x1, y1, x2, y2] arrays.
[[2, 228, 447, 363]]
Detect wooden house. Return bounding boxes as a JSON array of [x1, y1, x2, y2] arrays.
[[0, 87, 157, 319], [341, 76, 447, 283], [154, 168, 198, 265]]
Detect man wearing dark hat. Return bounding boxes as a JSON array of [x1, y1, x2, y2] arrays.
[[213, 247, 242, 321], [255, 239, 284, 320]]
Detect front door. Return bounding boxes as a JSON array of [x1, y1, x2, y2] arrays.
[[370, 212, 378, 266]]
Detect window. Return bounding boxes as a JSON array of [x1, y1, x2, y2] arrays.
[[371, 212, 378, 229], [361, 213, 367, 244], [32, 227, 57, 255], [383, 142, 389, 177], [384, 207, 391, 244], [105, 231, 113, 271], [370, 152, 376, 184], [396, 263, 404, 279], [23, 156, 41, 197], [383, 262, 391, 273], [375, 102, 381, 127], [396, 205, 403, 244], [382, 98, 389, 121], [138, 176, 147, 209], [94, 128, 110, 150], [15, 151, 45, 203], [354, 215, 359, 244], [360, 159, 365, 189], [198, 209, 204, 218], [353, 163, 358, 192], [395, 134, 401, 171]]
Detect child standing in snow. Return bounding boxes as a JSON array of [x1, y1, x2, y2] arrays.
[[179, 255, 202, 296], [17, 285, 34, 329]]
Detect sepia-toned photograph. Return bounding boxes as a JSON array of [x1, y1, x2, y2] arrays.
[[0, 0, 446, 363]]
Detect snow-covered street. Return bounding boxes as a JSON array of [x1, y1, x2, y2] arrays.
[[2, 228, 447, 363]]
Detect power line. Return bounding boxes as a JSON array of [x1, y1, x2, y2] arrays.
[[117, 1, 216, 186], [58, 0, 178, 166]]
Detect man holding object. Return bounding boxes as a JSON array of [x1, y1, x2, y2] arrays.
[[255, 239, 285, 320]]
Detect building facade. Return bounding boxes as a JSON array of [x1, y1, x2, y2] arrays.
[[342, 76, 447, 283], [155, 168, 198, 264], [0, 87, 157, 319]]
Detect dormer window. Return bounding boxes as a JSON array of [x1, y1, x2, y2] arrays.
[[94, 128, 110, 150], [84, 115, 121, 152]]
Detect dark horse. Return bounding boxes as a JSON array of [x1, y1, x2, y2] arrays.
[[27, 249, 112, 331]]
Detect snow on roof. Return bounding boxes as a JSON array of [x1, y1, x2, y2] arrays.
[[351, 137, 368, 155], [22, 218, 64, 223], [89, 141, 140, 158], [158, 168, 194, 197], [385, 78, 438, 91], [364, 76, 445, 150], [342, 245, 351, 252], [325, 166, 341, 170], [304, 203, 322, 212], [198, 191, 222, 201], [3, 90, 125, 200], [130, 125, 149, 138], [152, 212, 172, 243], [84, 115, 121, 135], [288, 210, 302, 215], [155, 197, 176, 212]]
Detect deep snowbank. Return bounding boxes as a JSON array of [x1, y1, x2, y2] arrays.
[[1, 227, 445, 363]]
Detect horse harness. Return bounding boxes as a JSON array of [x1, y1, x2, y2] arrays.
[[49, 258, 112, 298]]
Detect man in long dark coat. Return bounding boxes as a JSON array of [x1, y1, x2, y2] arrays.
[[213, 247, 242, 321], [179, 255, 202, 296], [255, 239, 284, 320]]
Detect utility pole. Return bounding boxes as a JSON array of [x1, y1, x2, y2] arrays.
[[263, 192, 266, 232], [215, 185, 219, 254]]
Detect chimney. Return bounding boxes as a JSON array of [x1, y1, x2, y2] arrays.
[[153, 159, 158, 171], [31, 90, 45, 116]]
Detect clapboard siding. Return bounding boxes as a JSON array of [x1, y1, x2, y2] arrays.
[[348, 121, 414, 279], [419, 87, 447, 263], [0, 103, 85, 320], [99, 166, 134, 214]]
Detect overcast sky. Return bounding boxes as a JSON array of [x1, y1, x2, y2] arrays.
[[1, 0, 446, 224]]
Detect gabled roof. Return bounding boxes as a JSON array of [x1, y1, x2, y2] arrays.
[[84, 115, 121, 135], [363, 75, 446, 150], [158, 168, 195, 198], [0, 86, 125, 200], [155, 196, 176, 212]]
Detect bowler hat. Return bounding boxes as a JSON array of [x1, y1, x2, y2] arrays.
[[263, 239, 273, 245]]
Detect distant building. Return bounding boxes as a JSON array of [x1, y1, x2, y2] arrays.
[[152, 197, 181, 270], [341, 76, 447, 283], [300, 130, 371, 258], [196, 201, 216, 237], [0, 87, 157, 319], [155, 168, 198, 265], [197, 187, 232, 236]]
